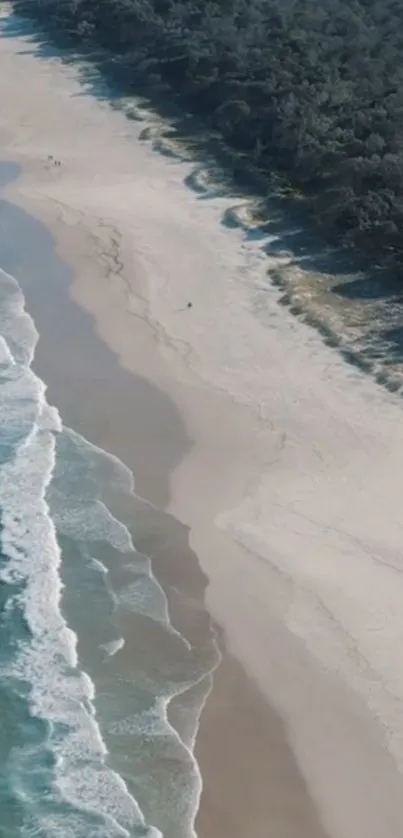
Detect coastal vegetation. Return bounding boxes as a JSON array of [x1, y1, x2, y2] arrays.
[[12, 0, 403, 278]]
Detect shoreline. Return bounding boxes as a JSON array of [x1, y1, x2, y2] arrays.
[[0, 176, 330, 837], [2, 10, 403, 838]]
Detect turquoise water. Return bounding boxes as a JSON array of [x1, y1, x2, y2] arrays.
[[0, 215, 217, 836]]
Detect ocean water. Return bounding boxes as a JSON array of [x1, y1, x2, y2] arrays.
[[0, 263, 217, 838]]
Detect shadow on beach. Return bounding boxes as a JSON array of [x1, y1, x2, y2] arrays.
[[3, 8, 403, 394]]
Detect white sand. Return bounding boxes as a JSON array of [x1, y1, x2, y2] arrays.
[[2, 8, 403, 836]]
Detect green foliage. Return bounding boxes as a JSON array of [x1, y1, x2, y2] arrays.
[[12, 0, 403, 275]]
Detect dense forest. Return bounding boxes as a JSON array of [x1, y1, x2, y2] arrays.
[[11, 0, 403, 277]]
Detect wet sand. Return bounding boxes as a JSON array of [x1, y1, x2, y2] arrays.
[[196, 649, 327, 838], [2, 8, 403, 838]]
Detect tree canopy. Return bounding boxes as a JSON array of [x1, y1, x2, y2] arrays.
[[12, 0, 403, 278]]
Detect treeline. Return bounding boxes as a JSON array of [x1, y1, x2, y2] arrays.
[[12, 0, 403, 277]]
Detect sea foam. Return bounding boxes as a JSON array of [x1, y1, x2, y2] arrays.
[[0, 263, 220, 838], [0, 267, 160, 838]]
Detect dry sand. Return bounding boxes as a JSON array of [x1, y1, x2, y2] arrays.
[[2, 7, 403, 837]]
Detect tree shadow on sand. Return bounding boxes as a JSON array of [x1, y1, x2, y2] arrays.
[[3, 7, 403, 396]]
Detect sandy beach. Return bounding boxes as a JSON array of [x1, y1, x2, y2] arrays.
[[2, 6, 403, 837]]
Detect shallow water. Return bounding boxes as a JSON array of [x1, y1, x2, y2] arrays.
[[0, 216, 217, 836]]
